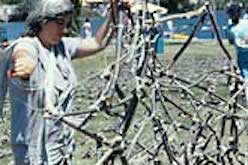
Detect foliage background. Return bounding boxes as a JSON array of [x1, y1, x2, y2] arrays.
[[0, 0, 248, 13]]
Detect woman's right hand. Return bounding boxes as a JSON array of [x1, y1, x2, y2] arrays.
[[8, 49, 36, 79]]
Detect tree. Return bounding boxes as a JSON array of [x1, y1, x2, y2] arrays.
[[70, 0, 82, 36], [22, 0, 37, 11], [160, 0, 194, 13], [0, 0, 23, 4]]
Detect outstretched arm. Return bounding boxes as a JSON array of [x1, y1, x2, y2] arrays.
[[8, 40, 37, 79], [8, 49, 36, 79]]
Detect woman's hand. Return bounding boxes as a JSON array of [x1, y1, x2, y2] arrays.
[[8, 49, 36, 79], [123, 0, 135, 7]]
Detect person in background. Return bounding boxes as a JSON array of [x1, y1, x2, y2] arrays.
[[151, 12, 165, 56], [154, 22, 165, 56], [226, 3, 248, 106], [166, 20, 174, 38], [0, 0, 113, 164], [243, 7, 248, 19], [82, 17, 92, 38]]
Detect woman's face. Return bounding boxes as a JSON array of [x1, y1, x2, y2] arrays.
[[38, 15, 71, 47]]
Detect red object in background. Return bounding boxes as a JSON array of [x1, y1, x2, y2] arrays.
[[7, 69, 15, 78], [2, 41, 9, 48]]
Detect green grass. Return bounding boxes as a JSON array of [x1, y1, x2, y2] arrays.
[[1, 39, 248, 164]]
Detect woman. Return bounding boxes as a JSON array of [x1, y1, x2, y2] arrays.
[[0, 0, 113, 164]]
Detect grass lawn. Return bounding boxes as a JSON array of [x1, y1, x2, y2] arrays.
[[1, 39, 248, 164]]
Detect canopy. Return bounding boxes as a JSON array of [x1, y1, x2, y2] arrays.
[[131, 3, 168, 14]]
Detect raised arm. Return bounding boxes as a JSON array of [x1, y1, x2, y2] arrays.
[[73, 0, 136, 59], [74, 12, 113, 59]]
